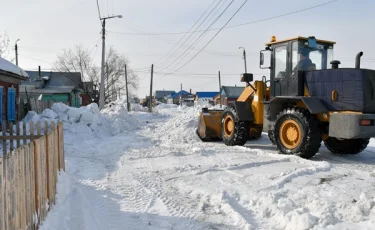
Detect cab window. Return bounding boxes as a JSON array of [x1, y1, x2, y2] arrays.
[[274, 45, 287, 78]]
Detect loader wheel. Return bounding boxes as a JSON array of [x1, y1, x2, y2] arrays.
[[221, 107, 249, 146], [268, 127, 276, 145], [324, 137, 370, 155], [272, 108, 322, 159]]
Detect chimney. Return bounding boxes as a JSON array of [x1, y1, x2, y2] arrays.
[[38, 66, 41, 79], [190, 88, 191, 94], [35, 66, 45, 89]]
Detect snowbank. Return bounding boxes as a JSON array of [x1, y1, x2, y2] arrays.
[[21, 101, 140, 137], [151, 105, 201, 145]]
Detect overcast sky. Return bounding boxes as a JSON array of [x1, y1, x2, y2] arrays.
[[1, 0, 375, 97]]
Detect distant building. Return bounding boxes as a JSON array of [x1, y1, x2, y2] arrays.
[[167, 90, 192, 105], [214, 86, 245, 106], [194, 91, 219, 107], [20, 70, 90, 108], [154, 90, 176, 103], [0, 57, 29, 122]]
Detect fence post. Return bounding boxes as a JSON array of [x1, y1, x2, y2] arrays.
[[2, 122, 7, 229]]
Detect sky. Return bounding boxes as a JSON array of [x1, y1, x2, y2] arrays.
[[1, 0, 375, 98]]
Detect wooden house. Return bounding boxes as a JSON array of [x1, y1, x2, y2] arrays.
[[0, 57, 29, 122]]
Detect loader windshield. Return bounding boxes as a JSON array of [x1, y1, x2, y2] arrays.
[[292, 41, 333, 72]]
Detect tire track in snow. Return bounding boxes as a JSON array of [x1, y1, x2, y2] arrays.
[[220, 191, 263, 230], [255, 161, 332, 192], [77, 180, 128, 230], [106, 173, 154, 213], [133, 175, 200, 220], [195, 158, 291, 176]]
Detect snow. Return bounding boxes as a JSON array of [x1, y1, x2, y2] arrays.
[[0, 56, 29, 77], [33, 101, 375, 230]]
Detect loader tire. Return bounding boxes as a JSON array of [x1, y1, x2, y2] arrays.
[[324, 137, 369, 155], [221, 107, 249, 146], [272, 108, 322, 159], [268, 130, 276, 145]]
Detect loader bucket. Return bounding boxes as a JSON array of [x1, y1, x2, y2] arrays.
[[196, 108, 223, 141]]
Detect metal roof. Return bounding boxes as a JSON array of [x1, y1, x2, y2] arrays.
[[155, 90, 176, 98], [171, 90, 191, 99], [265, 36, 336, 46], [196, 92, 219, 98], [23, 71, 82, 88], [222, 86, 245, 99]]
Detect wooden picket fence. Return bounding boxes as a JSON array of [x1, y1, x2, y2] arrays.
[[0, 121, 65, 230], [29, 99, 56, 115]]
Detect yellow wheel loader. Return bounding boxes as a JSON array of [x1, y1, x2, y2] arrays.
[[197, 36, 375, 159]]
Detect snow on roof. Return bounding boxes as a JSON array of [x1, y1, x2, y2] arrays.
[[0, 57, 29, 78]]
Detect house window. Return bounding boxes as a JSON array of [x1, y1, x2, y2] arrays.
[[7, 87, 16, 122]]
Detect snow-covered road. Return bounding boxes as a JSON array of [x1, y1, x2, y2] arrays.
[[38, 103, 375, 230]]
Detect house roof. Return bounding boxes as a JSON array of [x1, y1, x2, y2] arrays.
[[155, 90, 176, 98], [20, 85, 75, 94], [171, 90, 192, 98], [222, 86, 245, 99], [23, 71, 82, 88], [0, 57, 29, 78], [196, 92, 219, 98]]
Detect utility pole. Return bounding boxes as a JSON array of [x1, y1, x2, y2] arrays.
[[239, 47, 247, 73], [148, 64, 154, 113], [99, 14, 123, 110], [125, 64, 130, 111], [15, 39, 20, 66], [106, 63, 109, 104], [218, 71, 222, 108]]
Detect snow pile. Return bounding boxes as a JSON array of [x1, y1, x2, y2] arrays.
[[22, 101, 140, 137], [130, 103, 148, 112], [0, 56, 29, 77], [152, 105, 201, 145], [100, 100, 140, 135]]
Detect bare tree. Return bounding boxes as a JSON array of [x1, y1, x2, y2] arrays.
[[53, 44, 139, 103], [0, 32, 14, 61], [104, 47, 139, 102]]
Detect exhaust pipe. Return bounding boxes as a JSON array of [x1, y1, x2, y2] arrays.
[[355, 51, 363, 69]]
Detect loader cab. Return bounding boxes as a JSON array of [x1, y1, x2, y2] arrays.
[[260, 36, 335, 98]]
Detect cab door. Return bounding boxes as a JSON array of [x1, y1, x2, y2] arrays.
[[271, 43, 289, 97]]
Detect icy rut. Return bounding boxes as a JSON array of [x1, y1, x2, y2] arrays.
[[40, 107, 375, 230]]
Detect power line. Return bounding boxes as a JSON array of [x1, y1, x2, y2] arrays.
[[96, 0, 101, 19], [159, 0, 249, 79], [157, 0, 234, 72], [18, 54, 53, 65], [108, 0, 338, 36], [153, 0, 222, 69]]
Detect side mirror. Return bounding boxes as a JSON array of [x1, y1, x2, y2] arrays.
[[241, 73, 253, 83], [260, 53, 264, 66], [260, 49, 271, 69]]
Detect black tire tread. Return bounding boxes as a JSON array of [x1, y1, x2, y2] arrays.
[[221, 107, 249, 146], [271, 108, 322, 159], [324, 137, 369, 154]]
